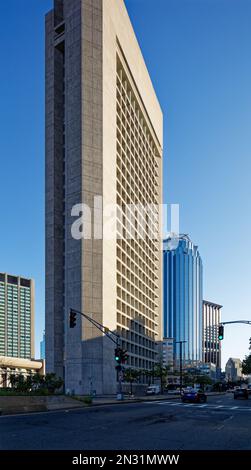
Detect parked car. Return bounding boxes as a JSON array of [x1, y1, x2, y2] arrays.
[[181, 388, 207, 404], [234, 388, 248, 400], [167, 388, 180, 395], [145, 385, 161, 395]]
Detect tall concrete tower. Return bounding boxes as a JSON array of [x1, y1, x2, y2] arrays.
[[45, 0, 163, 394]]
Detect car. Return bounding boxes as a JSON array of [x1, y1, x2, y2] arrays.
[[145, 385, 161, 395], [167, 389, 180, 395], [181, 389, 207, 404], [234, 388, 248, 400]]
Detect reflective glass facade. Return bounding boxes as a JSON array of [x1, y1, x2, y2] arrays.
[[163, 235, 203, 363]]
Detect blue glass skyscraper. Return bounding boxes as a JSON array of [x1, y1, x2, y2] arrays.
[[163, 235, 203, 364]]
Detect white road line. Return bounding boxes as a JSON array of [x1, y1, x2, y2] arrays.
[[145, 401, 163, 405], [158, 402, 181, 406], [144, 401, 251, 413]]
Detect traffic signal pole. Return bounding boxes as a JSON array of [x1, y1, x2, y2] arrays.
[[174, 340, 187, 395], [218, 320, 251, 341], [69, 308, 120, 344], [220, 320, 251, 326], [69, 309, 125, 400]]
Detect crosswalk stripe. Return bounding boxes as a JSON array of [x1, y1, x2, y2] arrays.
[[143, 401, 251, 412]]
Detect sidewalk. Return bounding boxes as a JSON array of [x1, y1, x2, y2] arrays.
[[92, 393, 179, 406]]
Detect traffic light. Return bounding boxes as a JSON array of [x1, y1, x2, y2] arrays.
[[114, 347, 121, 364], [69, 309, 77, 328], [114, 348, 128, 364], [218, 325, 224, 340], [120, 349, 128, 364]]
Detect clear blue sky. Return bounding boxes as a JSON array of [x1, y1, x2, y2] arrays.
[[0, 0, 250, 367]]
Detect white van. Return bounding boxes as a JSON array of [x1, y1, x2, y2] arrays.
[[145, 385, 161, 395]]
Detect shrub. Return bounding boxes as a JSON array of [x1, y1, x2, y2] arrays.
[[83, 396, 93, 405]]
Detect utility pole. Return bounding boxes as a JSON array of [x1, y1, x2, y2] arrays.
[[174, 340, 187, 395]]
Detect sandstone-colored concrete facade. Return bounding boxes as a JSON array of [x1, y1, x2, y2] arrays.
[[46, 0, 163, 394]]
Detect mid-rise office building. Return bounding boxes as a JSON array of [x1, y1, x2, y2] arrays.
[[163, 235, 203, 364], [162, 337, 174, 370], [45, 0, 163, 394], [203, 300, 222, 369], [0, 273, 34, 359]]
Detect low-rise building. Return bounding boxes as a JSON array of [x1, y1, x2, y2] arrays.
[[0, 356, 44, 388]]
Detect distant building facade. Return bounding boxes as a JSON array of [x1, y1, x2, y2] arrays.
[[163, 235, 203, 364], [0, 273, 34, 359], [40, 331, 45, 360], [162, 337, 174, 370], [203, 300, 222, 369], [0, 356, 44, 388], [225, 357, 243, 382]]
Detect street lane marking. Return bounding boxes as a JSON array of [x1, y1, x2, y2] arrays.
[[167, 402, 183, 406], [143, 401, 251, 412], [217, 425, 224, 430]]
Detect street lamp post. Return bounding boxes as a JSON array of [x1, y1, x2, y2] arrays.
[[174, 340, 187, 395]]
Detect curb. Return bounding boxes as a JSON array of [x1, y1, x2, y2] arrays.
[[0, 393, 226, 416]]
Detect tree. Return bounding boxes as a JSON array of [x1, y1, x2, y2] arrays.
[[142, 368, 154, 386], [123, 368, 141, 395], [242, 355, 251, 375], [194, 375, 212, 391], [153, 363, 170, 393], [9, 374, 31, 392], [8, 373, 63, 394], [183, 372, 195, 387], [43, 373, 64, 394]]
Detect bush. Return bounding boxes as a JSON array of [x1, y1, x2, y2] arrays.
[[83, 396, 93, 405], [6, 373, 64, 395]]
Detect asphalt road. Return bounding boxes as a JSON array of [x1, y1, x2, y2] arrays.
[[1, 394, 251, 450]]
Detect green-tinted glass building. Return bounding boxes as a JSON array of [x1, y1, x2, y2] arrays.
[[0, 273, 34, 359]]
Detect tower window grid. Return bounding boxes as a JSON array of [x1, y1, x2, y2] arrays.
[[116, 53, 161, 372]]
